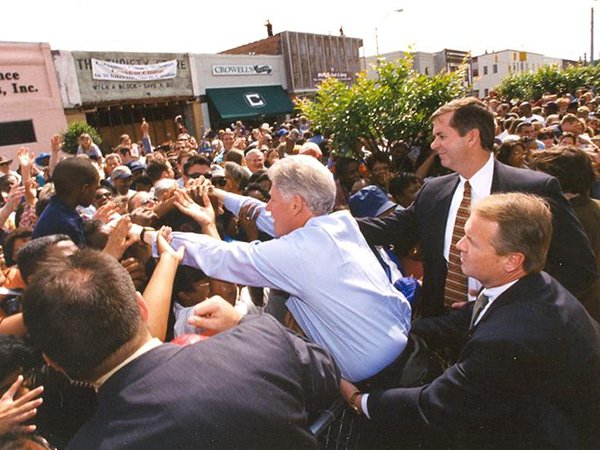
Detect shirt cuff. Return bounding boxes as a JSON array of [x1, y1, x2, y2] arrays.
[[361, 393, 371, 419]]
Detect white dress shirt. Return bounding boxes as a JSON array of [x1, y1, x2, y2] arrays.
[[158, 193, 412, 382]]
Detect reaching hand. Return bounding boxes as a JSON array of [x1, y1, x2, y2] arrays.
[[187, 296, 242, 333], [238, 203, 260, 241], [0, 375, 44, 436], [121, 257, 148, 291], [4, 185, 25, 212], [156, 226, 184, 263], [16, 147, 34, 171], [103, 216, 137, 260], [50, 135, 62, 154], [173, 189, 215, 227], [141, 117, 150, 136], [93, 203, 120, 224]]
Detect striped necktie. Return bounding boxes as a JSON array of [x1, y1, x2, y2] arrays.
[[470, 292, 490, 328], [444, 180, 471, 308]]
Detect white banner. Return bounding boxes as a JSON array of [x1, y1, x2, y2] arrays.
[[91, 58, 178, 81]]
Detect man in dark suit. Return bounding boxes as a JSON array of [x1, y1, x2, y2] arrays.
[[343, 193, 600, 449], [22, 250, 340, 450], [358, 97, 597, 317]]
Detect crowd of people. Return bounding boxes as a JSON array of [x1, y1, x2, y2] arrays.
[[0, 92, 598, 449]]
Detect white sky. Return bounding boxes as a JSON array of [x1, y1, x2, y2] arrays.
[[1, 0, 597, 62]]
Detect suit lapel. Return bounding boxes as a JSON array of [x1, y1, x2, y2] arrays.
[[425, 174, 460, 256], [474, 273, 542, 328]]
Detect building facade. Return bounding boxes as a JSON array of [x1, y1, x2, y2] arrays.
[[0, 42, 67, 159], [221, 31, 363, 96], [471, 50, 563, 98]]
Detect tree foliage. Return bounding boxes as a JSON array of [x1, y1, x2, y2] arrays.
[[61, 121, 102, 155], [297, 54, 468, 156], [496, 64, 600, 101]]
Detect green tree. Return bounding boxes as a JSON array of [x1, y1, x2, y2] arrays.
[[61, 121, 102, 155], [298, 54, 468, 156], [496, 64, 600, 101]]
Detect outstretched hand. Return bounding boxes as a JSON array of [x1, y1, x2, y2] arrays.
[[0, 375, 44, 436], [173, 189, 215, 227], [187, 296, 241, 334]]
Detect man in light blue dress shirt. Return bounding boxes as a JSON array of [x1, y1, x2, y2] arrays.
[[141, 155, 412, 383]]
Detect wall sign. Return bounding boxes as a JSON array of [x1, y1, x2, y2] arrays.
[[212, 65, 273, 76]]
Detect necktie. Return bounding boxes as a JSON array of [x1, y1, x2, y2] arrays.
[[470, 292, 490, 328], [444, 180, 471, 308]]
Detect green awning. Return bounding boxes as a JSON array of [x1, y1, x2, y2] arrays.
[[206, 85, 293, 120]]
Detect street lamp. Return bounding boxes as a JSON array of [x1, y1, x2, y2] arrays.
[[592, 1, 597, 64], [375, 8, 404, 56]]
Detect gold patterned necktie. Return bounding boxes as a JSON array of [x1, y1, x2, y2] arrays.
[[444, 180, 471, 308]]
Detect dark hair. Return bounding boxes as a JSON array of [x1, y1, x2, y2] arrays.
[[431, 97, 496, 151], [23, 249, 142, 380], [146, 160, 170, 184], [183, 155, 211, 176], [131, 174, 153, 192], [16, 234, 72, 283], [335, 157, 359, 177], [51, 158, 98, 197], [0, 335, 41, 382], [244, 183, 271, 202], [365, 152, 391, 171], [173, 265, 208, 296], [388, 172, 419, 198], [3, 227, 32, 267], [496, 141, 526, 166], [530, 146, 595, 195]]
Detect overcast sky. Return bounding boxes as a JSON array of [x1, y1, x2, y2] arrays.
[[2, 0, 597, 61]]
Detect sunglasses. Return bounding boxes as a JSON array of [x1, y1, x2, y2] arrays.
[[212, 177, 226, 187], [188, 173, 211, 179]]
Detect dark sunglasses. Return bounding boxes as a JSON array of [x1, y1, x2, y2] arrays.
[[188, 173, 211, 179], [212, 177, 226, 187]]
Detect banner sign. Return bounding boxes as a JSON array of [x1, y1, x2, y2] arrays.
[[212, 64, 273, 76], [91, 58, 177, 81]]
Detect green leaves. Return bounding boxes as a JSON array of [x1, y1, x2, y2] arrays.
[[298, 54, 467, 157], [61, 122, 102, 155], [496, 64, 600, 101]]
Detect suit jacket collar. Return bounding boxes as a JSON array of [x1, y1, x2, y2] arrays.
[[474, 272, 546, 328]]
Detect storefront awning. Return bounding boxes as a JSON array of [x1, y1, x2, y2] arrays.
[[206, 85, 293, 120]]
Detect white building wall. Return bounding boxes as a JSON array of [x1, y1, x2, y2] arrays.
[[472, 50, 563, 98]]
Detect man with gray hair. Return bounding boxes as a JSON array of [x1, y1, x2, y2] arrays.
[[136, 155, 412, 384]]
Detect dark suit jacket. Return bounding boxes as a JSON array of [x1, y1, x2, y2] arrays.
[[66, 314, 340, 450], [359, 159, 598, 317], [367, 272, 600, 450]]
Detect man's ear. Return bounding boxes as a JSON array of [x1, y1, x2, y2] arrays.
[[290, 194, 305, 215], [136, 291, 149, 322], [466, 128, 480, 147], [504, 252, 525, 273]]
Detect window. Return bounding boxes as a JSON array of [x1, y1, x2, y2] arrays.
[[484, 88, 489, 97], [0, 120, 36, 147], [483, 66, 488, 75], [473, 69, 479, 77], [492, 64, 498, 74]]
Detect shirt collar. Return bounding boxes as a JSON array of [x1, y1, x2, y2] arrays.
[[93, 337, 162, 390], [481, 279, 519, 303]]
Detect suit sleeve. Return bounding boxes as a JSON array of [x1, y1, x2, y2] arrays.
[[282, 323, 341, 412], [357, 201, 419, 247], [366, 337, 523, 434], [410, 305, 471, 353], [542, 177, 598, 298]]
